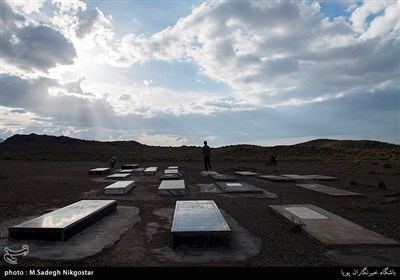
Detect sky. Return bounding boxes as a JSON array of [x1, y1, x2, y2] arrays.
[[0, 0, 399, 147]]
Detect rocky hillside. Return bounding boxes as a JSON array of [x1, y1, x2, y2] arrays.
[[0, 133, 399, 161]]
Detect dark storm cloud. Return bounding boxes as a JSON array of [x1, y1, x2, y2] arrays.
[[1, 1, 76, 73], [1, 75, 116, 128]]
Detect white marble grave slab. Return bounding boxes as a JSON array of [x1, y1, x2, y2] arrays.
[[234, 171, 259, 176], [144, 167, 158, 175], [282, 174, 313, 180], [9, 200, 117, 241], [226, 183, 242, 187], [201, 171, 219, 176], [164, 169, 179, 174], [89, 168, 111, 175], [121, 164, 139, 170], [306, 175, 339, 181], [159, 180, 185, 190], [168, 166, 178, 169], [284, 206, 328, 220], [171, 200, 231, 233], [106, 173, 130, 180], [118, 169, 134, 174], [104, 181, 135, 195]]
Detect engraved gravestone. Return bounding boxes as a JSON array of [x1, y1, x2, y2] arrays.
[[9, 200, 117, 241], [104, 181, 135, 195], [216, 181, 264, 194], [234, 171, 259, 176], [89, 168, 111, 175], [118, 169, 134, 174], [164, 169, 179, 174], [158, 180, 185, 196], [106, 173, 130, 180], [144, 167, 158, 175], [171, 200, 231, 248], [284, 206, 328, 219], [121, 164, 139, 170]]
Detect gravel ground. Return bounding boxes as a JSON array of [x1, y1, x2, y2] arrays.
[[0, 160, 399, 270]]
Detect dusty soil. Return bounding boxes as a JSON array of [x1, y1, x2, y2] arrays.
[[0, 159, 399, 270]]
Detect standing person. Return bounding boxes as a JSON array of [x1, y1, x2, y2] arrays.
[[202, 140, 212, 171], [110, 155, 116, 168]]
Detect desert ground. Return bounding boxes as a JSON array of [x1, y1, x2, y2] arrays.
[[0, 157, 399, 273]]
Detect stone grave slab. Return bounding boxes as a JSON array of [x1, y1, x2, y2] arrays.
[[296, 184, 363, 196], [144, 167, 158, 175], [105, 173, 130, 180], [256, 175, 296, 182], [281, 174, 313, 180], [171, 200, 231, 248], [216, 182, 263, 194], [133, 168, 145, 174], [9, 200, 117, 242], [269, 204, 400, 247], [306, 175, 339, 181], [201, 171, 219, 176], [121, 164, 139, 170], [234, 171, 259, 176], [158, 180, 185, 196], [118, 169, 134, 174], [89, 168, 111, 175], [159, 173, 180, 180], [168, 166, 178, 169], [210, 174, 237, 181], [164, 169, 179, 174], [104, 181, 135, 195]]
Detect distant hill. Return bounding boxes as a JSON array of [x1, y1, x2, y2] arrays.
[[0, 134, 399, 161]]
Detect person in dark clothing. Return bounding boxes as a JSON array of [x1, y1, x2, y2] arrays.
[[202, 141, 212, 171], [110, 155, 117, 168]]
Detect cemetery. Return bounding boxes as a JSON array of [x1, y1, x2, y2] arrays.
[[0, 158, 399, 268]]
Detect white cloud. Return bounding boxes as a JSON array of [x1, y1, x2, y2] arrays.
[[360, 2, 400, 40], [8, 0, 45, 15], [1, 1, 76, 75], [1, 1, 398, 145], [350, 1, 388, 33], [52, 0, 86, 14], [136, 133, 188, 146]]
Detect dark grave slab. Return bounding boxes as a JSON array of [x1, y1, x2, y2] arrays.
[[171, 200, 231, 248], [257, 175, 296, 182], [216, 182, 263, 194], [158, 180, 185, 196], [105, 181, 135, 195], [159, 173, 180, 180], [210, 174, 237, 181], [89, 168, 111, 175], [105, 173, 130, 180], [121, 164, 139, 170], [9, 200, 117, 241]]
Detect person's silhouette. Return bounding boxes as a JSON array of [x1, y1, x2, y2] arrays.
[[202, 141, 212, 171]]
